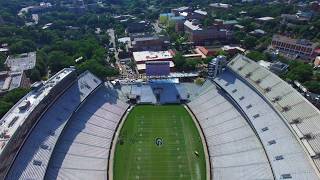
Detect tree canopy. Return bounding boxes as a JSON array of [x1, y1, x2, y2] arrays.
[[284, 61, 313, 82], [0, 88, 30, 118], [0, 53, 6, 71], [246, 51, 267, 62], [173, 52, 201, 72], [77, 60, 119, 79]]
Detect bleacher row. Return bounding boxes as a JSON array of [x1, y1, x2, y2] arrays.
[[131, 85, 157, 103], [215, 71, 318, 179], [228, 54, 320, 172], [188, 81, 274, 180], [45, 85, 129, 180], [6, 71, 102, 180], [122, 83, 189, 104], [151, 83, 189, 104]]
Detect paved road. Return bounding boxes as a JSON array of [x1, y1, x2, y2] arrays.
[[107, 28, 116, 49], [107, 28, 140, 79], [107, 28, 133, 78], [107, 29, 122, 71], [152, 21, 163, 34]]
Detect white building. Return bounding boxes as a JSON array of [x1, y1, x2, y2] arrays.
[[132, 51, 174, 72]]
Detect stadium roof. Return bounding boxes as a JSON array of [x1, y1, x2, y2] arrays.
[[0, 68, 74, 156]]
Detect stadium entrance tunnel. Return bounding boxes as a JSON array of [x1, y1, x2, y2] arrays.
[[111, 105, 208, 180]]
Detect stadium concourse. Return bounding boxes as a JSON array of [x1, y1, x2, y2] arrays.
[[0, 54, 320, 180]]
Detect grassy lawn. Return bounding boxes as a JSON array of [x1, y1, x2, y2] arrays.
[[113, 105, 206, 180]]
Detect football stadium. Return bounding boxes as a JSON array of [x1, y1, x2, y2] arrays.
[[1, 54, 320, 180]]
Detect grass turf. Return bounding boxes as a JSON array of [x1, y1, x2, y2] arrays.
[[113, 105, 206, 180]]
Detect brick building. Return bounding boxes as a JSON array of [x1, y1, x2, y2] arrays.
[[271, 35, 318, 60], [184, 20, 232, 45], [130, 35, 167, 51]]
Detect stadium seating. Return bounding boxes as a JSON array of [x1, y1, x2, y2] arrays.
[[45, 85, 128, 180], [227, 54, 320, 171], [6, 71, 102, 180], [215, 62, 319, 179], [121, 82, 191, 104], [3, 53, 320, 180], [188, 81, 274, 180]]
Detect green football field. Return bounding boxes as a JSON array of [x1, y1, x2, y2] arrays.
[[113, 105, 206, 180]]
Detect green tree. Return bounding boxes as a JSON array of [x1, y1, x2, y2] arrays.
[[234, 31, 246, 43], [246, 51, 267, 62], [48, 51, 74, 73], [128, 60, 136, 70], [77, 60, 118, 79], [304, 81, 320, 94], [1, 88, 30, 103], [173, 52, 201, 71], [183, 58, 199, 71], [0, 88, 30, 118], [284, 62, 313, 82], [159, 14, 169, 25], [99, 34, 110, 45], [173, 52, 186, 71], [243, 36, 257, 49], [194, 77, 205, 85], [110, 56, 117, 64], [0, 53, 6, 71], [203, 56, 213, 64], [202, 18, 213, 28], [30, 69, 41, 82], [10, 39, 36, 54], [216, 50, 228, 56], [0, 101, 12, 119], [35, 50, 48, 77]]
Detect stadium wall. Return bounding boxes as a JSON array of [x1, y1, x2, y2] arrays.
[[184, 105, 212, 180], [107, 105, 132, 180]]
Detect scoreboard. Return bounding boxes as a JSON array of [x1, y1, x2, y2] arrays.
[[146, 61, 170, 77]]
